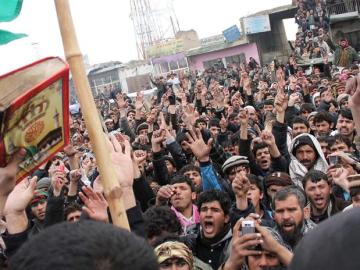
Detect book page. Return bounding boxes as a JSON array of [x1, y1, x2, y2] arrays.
[[0, 58, 66, 110]]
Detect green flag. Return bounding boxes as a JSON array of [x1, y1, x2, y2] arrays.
[[0, 29, 26, 44], [0, 0, 27, 45], [0, 0, 23, 22]]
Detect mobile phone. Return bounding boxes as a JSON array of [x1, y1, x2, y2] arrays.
[[241, 220, 255, 235], [329, 156, 339, 166]]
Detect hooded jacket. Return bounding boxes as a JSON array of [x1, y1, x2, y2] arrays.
[[289, 134, 328, 188]]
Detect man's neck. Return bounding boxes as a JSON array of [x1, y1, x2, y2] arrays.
[[180, 204, 193, 219]]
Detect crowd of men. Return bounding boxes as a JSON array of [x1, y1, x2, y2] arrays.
[[1, 1, 360, 270]]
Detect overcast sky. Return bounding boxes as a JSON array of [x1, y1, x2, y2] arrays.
[[0, 0, 296, 74]]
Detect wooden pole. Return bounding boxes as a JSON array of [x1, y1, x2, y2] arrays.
[[54, 0, 130, 230]]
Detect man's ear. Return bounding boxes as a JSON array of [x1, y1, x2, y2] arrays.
[[303, 205, 311, 219], [225, 214, 230, 224], [191, 192, 197, 201]]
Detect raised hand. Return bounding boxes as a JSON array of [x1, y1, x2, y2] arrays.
[[105, 133, 134, 189], [156, 184, 175, 205], [4, 176, 37, 214], [133, 150, 147, 165], [51, 171, 66, 197], [0, 149, 26, 197], [182, 104, 197, 128], [219, 114, 228, 131], [261, 130, 275, 146], [232, 172, 250, 198], [135, 92, 144, 110], [116, 93, 129, 109], [274, 90, 288, 113], [223, 219, 263, 270], [79, 186, 109, 223], [183, 128, 213, 162]]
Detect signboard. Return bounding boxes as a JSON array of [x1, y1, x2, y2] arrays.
[[200, 34, 224, 47], [146, 39, 184, 58], [223, 25, 241, 43], [243, 15, 271, 34]]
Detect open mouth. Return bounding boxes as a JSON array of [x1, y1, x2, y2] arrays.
[[282, 223, 295, 231], [314, 197, 325, 207], [203, 221, 215, 234]]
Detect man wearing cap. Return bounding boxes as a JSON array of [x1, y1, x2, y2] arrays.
[[104, 117, 116, 132], [265, 172, 293, 200], [222, 156, 250, 184], [155, 241, 194, 270], [289, 133, 328, 187]]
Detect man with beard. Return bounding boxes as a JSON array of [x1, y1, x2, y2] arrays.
[[302, 170, 349, 224], [289, 133, 328, 187], [334, 38, 359, 68], [273, 186, 316, 249]]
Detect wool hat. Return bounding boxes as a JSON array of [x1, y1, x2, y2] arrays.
[[265, 172, 292, 188], [136, 122, 149, 134], [154, 241, 194, 268], [337, 93, 350, 104], [222, 155, 249, 174], [31, 190, 48, 207]]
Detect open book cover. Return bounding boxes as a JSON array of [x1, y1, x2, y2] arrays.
[[0, 57, 70, 182]]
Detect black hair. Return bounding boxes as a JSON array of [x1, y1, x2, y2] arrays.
[[317, 135, 335, 145], [170, 174, 195, 192], [64, 202, 83, 221], [9, 221, 158, 270], [178, 164, 200, 175], [248, 174, 264, 193], [302, 170, 330, 189], [197, 190, 231, 216], [292, 116, 310, 129], [143, 206, 182, 240], [338, 109, 353, 121], [252, 142, 269, 157], [263, 99, 274, 106], [313, 111, 333, 125], [329, 134, 352, 149], [300, 103, 315, 113], [273, 186, 307, 209]]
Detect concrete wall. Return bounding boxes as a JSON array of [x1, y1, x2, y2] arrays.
[[176, 30, 201, 50], [187, 43, 260, 71], [247, 13, 291, 65], [118, 64, 153, 93]]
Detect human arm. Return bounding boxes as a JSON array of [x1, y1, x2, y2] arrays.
[[232, 172, 250, 211], [4, 177, 37, 234], [0, 149, 26, 218], [79, 186, 109, 223]]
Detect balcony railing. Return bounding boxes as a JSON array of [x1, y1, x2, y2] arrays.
[[327, 0, 360, 15]]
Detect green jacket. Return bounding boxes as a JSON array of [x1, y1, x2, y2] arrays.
[[334, 45, 359, 67]]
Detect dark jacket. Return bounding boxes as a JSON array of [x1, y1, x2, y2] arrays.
[[310, 194, 350, 224], [184, 224, 232, 270]]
